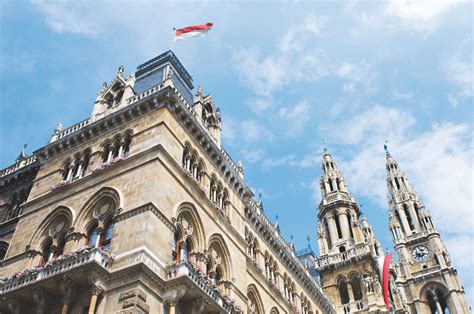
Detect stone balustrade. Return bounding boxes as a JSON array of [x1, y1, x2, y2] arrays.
[[320, 193, 355, 208], [0, 155, 37, 178], [316, 244, 372, 270], [0, 247, 113, 294], [412, 265, 441, 278], [342, 298, 367, 313], [166, 261, 237, 312], [54, 118, 91, 142]]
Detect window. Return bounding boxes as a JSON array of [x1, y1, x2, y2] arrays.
[[87, 223, 100, 247], [350, 275, 363, 301], [338, 278, 350, 305], [101, 220, 114, 250], [40, 238, 54, 265]]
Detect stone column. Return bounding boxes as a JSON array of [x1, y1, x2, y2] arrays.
[[88, 286, 103, 314], [169, 300, 179, 314], [59, 275, 75, 314], [339, 212, 351, 240], [118, 142, 124, 158]]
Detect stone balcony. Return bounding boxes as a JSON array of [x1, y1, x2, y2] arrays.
[[166, 261, 240, 313], [0, 247, 113, 295], [316, 244, 373, 271], [341, 298, 368, 313]]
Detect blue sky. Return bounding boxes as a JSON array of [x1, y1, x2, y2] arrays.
[[1, 0, 473, 304]]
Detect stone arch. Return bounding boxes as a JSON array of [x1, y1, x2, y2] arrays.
[[28, 206, 74, 250], [348, 272, 363, 301], [74, 187, 121, 232], [207, 233, 232, 281], [337, 275, 350, 305], [419, 281, 449, 302], [174, 202, 206, 252], [269, 307, 280, 314], [247, 284, 264, 314]]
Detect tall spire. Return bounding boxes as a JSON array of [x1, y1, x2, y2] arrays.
[[385, 148, 436, 241], [319, 148, 348, 197]]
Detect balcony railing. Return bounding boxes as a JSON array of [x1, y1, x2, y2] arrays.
[[0, 247, 113, 294], [342, 299, 367, 313], [412, 265, 441, 278], [0, 155, 37, 178], [166, 261, 239, 313], [316, 244, 372, 270]]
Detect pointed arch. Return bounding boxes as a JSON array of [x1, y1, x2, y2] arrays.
[[207, 233, 232, 281], [247, 284, 264, 314], [174, 202, 206, 253], [28, 206, 74, 250], [74, 187, 121, 231]]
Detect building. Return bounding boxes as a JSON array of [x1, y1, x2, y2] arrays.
[[385, 148, 470, 313], [312, 149, 405, 313], [0, 51, 335, 314], [0, 50, 470, 314]]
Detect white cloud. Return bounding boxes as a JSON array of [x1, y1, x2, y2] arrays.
[[443, 53, 473, 107], [262, 154, 297, 169], [241, 120, 270, 142], [392, 89, 414, 100], [384, 0, 457, 32], [233, 14, 334, 99], [337, 61, 376, 94], [32, 1, 99, 36], [279, 100, 311, 137]]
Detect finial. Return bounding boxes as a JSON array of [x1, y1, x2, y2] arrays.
[[323, 138, 328, 155], [290, 235, 295, 251], [384, 140, 390, 156], [196, 85, 203, 97], [118, 65, 125, 76], [274, 215, 280, 232], [306, 235, 311, 249]]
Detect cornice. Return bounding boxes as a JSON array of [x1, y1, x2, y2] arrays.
[[114, 202, 175, 233]]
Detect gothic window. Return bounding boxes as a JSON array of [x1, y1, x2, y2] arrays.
[[328, 178, 333, 192], [338, 277, 350, 305], [247, 286, 264, 314], [62, 160, 71, 181], [123, 135, 131, 158], [81, 152, 90, 177], [395, 177, 401, 190], [87, 222, 100, 247], [101, 219, 114, 251], [324, 218, 332, 247], [336, 178, 341, 190], [350, 275, 363, 301], [102, 144, 111, 163], [335, 213, 343, 239], [347, 213, 354, 238], [40, 238, 54, 265], [403, 205, 415, 231]]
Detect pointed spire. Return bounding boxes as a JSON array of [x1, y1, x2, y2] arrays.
[[306, 235, 311, 249], [274, 215, 280, 233], [290, 235, 296, 252]]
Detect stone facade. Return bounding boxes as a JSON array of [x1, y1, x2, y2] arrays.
[[0, 51, 334, 314]]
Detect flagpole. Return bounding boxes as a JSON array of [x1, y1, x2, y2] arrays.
[[171, 28, 176, 51]]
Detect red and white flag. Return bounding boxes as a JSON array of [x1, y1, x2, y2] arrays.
[[378, 253, 392, 310], [174, 22, 214, 41]]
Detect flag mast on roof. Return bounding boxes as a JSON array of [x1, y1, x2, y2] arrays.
[[171, 22, 214, 49]]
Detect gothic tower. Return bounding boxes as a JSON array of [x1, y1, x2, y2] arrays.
[[315, 148, 389, 313], [385, 146, 470, 313]]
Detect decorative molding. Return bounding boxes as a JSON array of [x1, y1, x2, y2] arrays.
[[114, 202, 176, 233], [0, 249, 40, 268]]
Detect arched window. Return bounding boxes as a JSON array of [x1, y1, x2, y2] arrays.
[[347, 213, 354, 238], [335, 213, 343, 239], [101, 220, 114, 250], [403, 205, 415, 231], [338, 278, 350, 305], [324, 218, 332, 247], [40, 238, 54, 265], [328, 178, 333, 192], [350, 275, 363, 301], [395, 177, 401, 190], [87, 222, 100, 247], [336, 178, 341, 190], [81, 152, 90, 177]]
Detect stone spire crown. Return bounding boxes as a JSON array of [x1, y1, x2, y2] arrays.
[[319, 148, 348, 197]]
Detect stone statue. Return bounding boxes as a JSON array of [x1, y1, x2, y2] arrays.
[[54, 122, 63, 133], [363, 275, 373, 293], [118, 65, 125, 76], [318, 224, 326, 239]]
